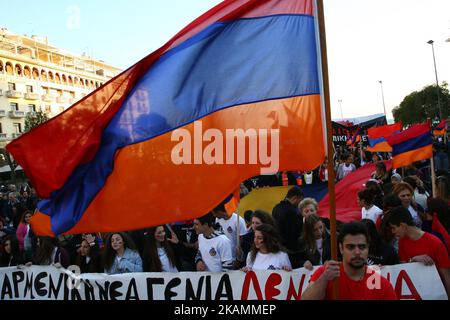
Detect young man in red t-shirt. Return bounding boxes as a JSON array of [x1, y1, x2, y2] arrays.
[[387, 206, 450, 298], [302, 222, 397, 300]]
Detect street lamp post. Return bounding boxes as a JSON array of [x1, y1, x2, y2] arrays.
[[338, 99, 344, 121], [427, 40, 443, 120], [379, 81, 387, 116]]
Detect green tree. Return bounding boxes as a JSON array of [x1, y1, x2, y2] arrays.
[[24, 110, 49, 132], [392, 82, 450, 126]]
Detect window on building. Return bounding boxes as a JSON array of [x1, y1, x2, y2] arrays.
[[45, 105, 51, 113], [10, 103, 19, 111], [26, 85, 33, 93], [28, 104, 36, 112], [8, 82, 16, 91], [13, 123, 22, 134], [0, 123, 3, 134]]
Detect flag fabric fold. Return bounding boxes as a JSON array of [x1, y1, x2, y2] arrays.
[[346, 127, 361, 147], [433, 119, 447, 136], [366, 122, 402, 153], [7, 0, 327, 236], [386, 123, 432, 169]]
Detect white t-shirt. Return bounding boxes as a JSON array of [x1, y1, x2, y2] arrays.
[[304, 172, 313, 185], [215, 213, 247, 259], [341, 164, 355, 178], [198, 233, 233, 272], [246, 251, 292, 271], [158, 247, 178, 273], [361, 205, 383, 224]]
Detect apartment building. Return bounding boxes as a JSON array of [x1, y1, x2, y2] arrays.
[[0, 27, 122, 147]]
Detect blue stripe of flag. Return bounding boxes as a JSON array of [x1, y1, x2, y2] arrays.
[[38, 14, 321, 235], [392, 132, 432, 157], [369, 137, 385, 148]]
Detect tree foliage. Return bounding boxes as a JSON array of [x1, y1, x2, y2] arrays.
[[25, 110, 49, 132], [393, 82, 450, 126]]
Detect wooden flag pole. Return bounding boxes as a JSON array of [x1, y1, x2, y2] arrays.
[[317, 0, 339, 299], [430, 156, 437, 198]]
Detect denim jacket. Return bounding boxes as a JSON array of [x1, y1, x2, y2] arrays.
[[105, 248, 143, 274]]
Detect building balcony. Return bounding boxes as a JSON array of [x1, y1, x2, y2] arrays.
[[11, 133, 23, 139], [27, 111, 37, 117], [42, 94, 55, 102], [9, 110, 26, 118], [57, 96, 70, 104], [24, 92, 40, 100], [0, 110, 6, 117], [0, 133, 8, 141], [6, 90, 23, 99]]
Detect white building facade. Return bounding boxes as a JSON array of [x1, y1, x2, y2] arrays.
[[0, 27, 122, 147]]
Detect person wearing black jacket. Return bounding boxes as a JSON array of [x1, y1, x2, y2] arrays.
[[272, 186, 304, 256], [294, 214, 331, 270], [74, 236, 102, 273], [361, 219, 399, 266], [0, 235, 23, 267]]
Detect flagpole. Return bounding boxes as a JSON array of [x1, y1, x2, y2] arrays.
[[360, 141, 364, 166], [430, 156, 437, 198], [317, 0, 339, 299]]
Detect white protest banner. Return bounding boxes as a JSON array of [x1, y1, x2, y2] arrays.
[[0, 263, 447, 300]]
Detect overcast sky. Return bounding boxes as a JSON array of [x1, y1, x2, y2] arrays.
[[2, 0, 449, 120]]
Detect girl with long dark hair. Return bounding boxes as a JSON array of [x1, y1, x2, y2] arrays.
[[243, 224, 291, 271], [361, 219, 399, 266], [0, 235, 23, 267], [142, 225, 179, 272], [295, 214, 331, 270], [103, 232, 142, 274], [74, 236, 102, 273], [34, 237, 70, 268]]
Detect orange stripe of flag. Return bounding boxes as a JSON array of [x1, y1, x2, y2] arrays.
[[392, 145, 432, 169], [367, 141, 392, 153]]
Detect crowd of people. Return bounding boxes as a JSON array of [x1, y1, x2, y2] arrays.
[[0, 138, 449, 300]]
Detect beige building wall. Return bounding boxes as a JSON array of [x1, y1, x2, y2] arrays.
[[0, 28, 122, 148]]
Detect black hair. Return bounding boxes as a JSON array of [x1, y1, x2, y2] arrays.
[[244, 210, 254, 223], [102, 232, 137, 271], [365, 180, 382, 195], [358, 189, 375, 205], [403, 177, 417, 190], [337, 222, 369, 245], [361, 219, 383, 256], [252, 210, 275, 227], [212, 194, 235, 213], [250, 224, 282, 262], [286, 186, 304, 199], [427, 198, 450, 231], [383, 194, 402, 210], [196, 212, 215, 227], [375, 162, 387, 172], [386, 206, 415, 227]]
